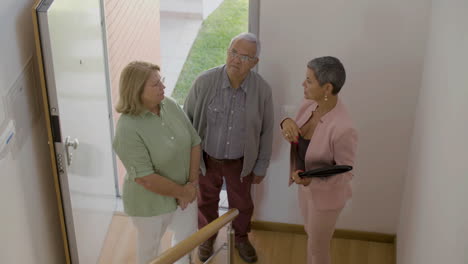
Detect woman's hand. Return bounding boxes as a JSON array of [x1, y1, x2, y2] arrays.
[[281, 118, 301, 143], [291, 170, 312, 186], [134, 174, 162, 193], [177, 200, 188, 210], [135, 174, 197, 209], [178, 183, 197, 206], [178, 182, 197, 210]]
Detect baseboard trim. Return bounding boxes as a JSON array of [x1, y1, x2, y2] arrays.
[[114, 211, 127, 217], [160, 10, 203, 20], [251, 220, 395, 244]]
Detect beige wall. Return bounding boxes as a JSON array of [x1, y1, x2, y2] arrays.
[[0, 0, 65, 263], [254, 0, 430, 233], [104, 0, 161, 188], [397, 0, 468, 263]]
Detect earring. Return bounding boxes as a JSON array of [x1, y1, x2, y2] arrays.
[[324, 94, 328, 101]]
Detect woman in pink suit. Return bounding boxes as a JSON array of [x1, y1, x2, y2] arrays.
[[280, 56, 358, 264]]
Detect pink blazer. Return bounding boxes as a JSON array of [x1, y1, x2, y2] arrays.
[[289, 99, 358, 210]]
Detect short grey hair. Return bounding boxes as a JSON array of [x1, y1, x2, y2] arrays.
[[228, 32, 261, 57], [307, 56, 346, 95]]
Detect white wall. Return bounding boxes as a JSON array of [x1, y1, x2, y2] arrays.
[[254, 0, 430, 233], [0, 0, 65, 263], [397, 1, 468, 263]]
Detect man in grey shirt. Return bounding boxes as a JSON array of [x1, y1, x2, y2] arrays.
[[184, 32, 273, 263]]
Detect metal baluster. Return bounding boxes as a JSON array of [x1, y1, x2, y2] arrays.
[[228, 223, 235, 264]]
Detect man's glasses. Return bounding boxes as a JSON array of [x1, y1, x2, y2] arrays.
[[228, 50, 256, 62]]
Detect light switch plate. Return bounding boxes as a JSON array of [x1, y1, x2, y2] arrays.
[[0, 120, 15, 155], [0, 96, 5, 126]]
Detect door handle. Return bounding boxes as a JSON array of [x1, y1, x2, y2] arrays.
[[65, 136, 79, 166]]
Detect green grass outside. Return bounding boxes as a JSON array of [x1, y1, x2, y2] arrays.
[[171, 0, 248, 105]]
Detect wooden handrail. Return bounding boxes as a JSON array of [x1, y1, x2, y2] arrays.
[[150, 208, 239, 264]]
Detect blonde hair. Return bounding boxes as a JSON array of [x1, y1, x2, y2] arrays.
[[115, 61, 160, 115]]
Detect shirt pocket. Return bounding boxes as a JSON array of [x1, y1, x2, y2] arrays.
[[207, 100, 225, 125]]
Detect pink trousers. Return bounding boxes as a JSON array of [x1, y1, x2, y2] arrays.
[[299, 188, 342, 264]]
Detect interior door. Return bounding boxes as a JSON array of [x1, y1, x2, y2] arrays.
[[34, 0, 117, 263]]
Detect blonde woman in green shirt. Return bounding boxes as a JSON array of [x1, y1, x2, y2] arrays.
[[113, 61, 201, 264]]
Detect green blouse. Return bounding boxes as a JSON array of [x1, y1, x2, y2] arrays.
[[113, 97, 201, 217]]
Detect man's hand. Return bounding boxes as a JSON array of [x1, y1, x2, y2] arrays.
[[251, 172, 265, 184]]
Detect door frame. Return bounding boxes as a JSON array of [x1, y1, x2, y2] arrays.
[[32, 0, 72, 262], [32, 0, 118, 262], [249, 0, 260, 73], [100, 0, 120, 198], [249, 0, 259, 39]]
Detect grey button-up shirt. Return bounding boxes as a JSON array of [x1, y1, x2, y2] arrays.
[[184, 65, 274, 177], [204, 70, 246, 159]]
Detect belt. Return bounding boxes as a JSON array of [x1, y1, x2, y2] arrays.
[[205, 153, 243, 163]]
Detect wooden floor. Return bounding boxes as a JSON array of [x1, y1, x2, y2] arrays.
[[99, 215, 395, 264]]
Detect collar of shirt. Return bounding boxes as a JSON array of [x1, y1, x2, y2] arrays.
[[139, 100, 166, 117], [222, 65, 249, 93], [317, 98, 343, 123]]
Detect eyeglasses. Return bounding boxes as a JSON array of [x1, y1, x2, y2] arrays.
[[228, 50, 256, 62], [156, 77, 165, 86]]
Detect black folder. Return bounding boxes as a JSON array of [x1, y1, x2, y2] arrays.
[[298, 165, 353, 178]]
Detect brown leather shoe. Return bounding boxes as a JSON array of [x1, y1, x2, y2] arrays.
[[236, 240, 258, 263], [198, 239, 214, 262]]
